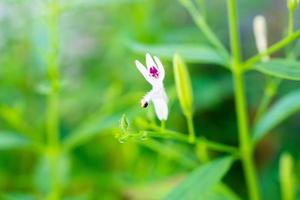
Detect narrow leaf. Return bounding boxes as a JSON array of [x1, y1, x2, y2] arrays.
[[253, 89, 300, 142], [63, 114, 121, 151], [203, 183, 241, 200], [0, 131, 30, 150], [62, 0, 143, 11], [164, 156, 234, 200], [130, 42, 229, 66], [254, 59, 300, 81], [0, 193, 35, 200]]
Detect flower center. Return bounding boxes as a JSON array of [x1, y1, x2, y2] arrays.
[[149, 66, 159, 78]]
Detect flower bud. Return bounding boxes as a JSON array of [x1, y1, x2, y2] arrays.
[[279, 152, 295, 200], [288, 0, 299, 12], [253, 15, 269, 62], [120, 114, 129, 132], [173, 54, 193, 116]]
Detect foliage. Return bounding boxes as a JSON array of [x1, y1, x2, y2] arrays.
[[0, 0, 300, 200]]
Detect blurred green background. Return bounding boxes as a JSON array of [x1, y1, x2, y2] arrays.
[[0, 0, 300, 199]]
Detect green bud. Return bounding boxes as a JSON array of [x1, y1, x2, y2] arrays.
[[279, 152, 295, 200], [173, 54, 193, 116], [120, 114, 129, 132], [288, 0, 299, 12]]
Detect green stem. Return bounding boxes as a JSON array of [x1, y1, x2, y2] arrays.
[[254, 92, 273, 123], [180, 0, 229, 59], [144, 130, 239, 154], [227, 0, 260, 200], [288, 11, 294, 36], [255, 8, 295, 124], [287, 9, 295, 58], [243, 30, 300, 69], [186, 112, 195, 143], [254, 78, 281, 123], [161, 120, 166, 131], [46, 0, 61, 199], [196, 0, 207, 20], [254, 8, 296, 125], [136, 118, 239, 154]]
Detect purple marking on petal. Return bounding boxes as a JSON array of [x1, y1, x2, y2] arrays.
[[149, 66, 159, 78]]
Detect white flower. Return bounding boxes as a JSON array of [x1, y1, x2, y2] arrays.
[[135, 53, 168, 121], [253, 15, 269, 61]]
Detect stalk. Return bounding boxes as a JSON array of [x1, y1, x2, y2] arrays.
[[254, 78, 281, 123], [254, 4, 295, 123], [46, 0, 61, 199], [227, 0, 260, 200], [288, 9, 294, 36], [243, 30, 300, 69], [186, 112, 195, 143], [180, 0, 229, 58]]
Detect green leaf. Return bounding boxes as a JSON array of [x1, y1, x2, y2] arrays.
[[203, 184, 241, 200], [141, 139, 198, 169], [0, 131, 30, 150], [193, 75, 233, 110], [291, 39, 300, 58], [163, 156, 234, 200], [61, 0, 143, 11], [63, 114, 121, 151], [0, 193, 35, 200], [254, 59, 300, 81], [130, 42, 229, 66], [253, 89, 300, 142]]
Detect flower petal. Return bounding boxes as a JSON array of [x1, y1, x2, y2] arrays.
[[146, 53, 157, 70], [152, 98, 168, 121], [135, 60, 154, 85], [142, 89, 154, 103], [154, 56, 165, 80]]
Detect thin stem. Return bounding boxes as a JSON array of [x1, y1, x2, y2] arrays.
[[45, 0, 61, 199], [186, 113, 195, 143], [287, 9, 295, 58], [144, 130, 239, 154], [161, 120, 166, 131], [200, 137, 238, 156], [180, 0, 229, 59], [254, 92, 273, 123], [227, 0, 260, 200], [254, 8, 295, 124], [254, 78, 281, 123], [135, 119, 239, 154], [243, 30, 300, 69], [288, 11, 294, 36], [196, 0, 207, 20]]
